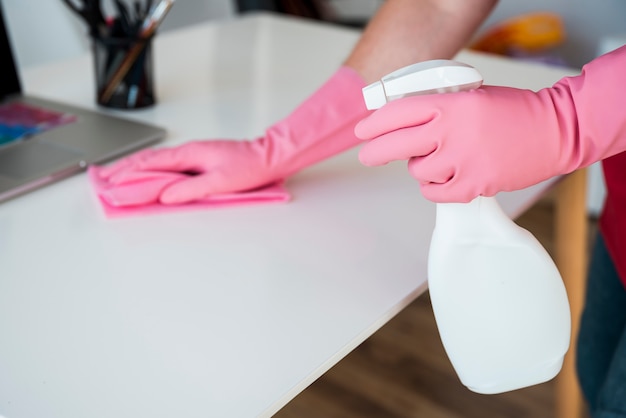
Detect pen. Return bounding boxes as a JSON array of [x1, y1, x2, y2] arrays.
[[113, 0, 133, 36], [127, 47, 148, 107], [98, 0, 175, 104], [137, 0, 174, 36]]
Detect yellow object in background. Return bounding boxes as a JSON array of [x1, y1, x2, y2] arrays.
[[471, 12, 566, 55]]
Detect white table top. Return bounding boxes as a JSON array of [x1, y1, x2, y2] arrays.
[[0, 13, 577, 418]]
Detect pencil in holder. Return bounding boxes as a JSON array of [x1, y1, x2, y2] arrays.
[[93, 35, 156, 109]]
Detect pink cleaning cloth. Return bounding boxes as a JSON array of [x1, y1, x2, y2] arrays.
[[87, 165, 291, 218]]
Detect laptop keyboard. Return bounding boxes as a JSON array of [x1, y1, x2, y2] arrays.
[[0, 102, 77, 146]]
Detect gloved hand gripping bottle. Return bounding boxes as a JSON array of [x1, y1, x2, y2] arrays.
[[362, 60, 571, 394]]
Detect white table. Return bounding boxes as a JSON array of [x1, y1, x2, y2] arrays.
[[0, 13, 580, 418]]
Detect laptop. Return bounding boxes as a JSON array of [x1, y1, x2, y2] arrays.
[[0, 1, 165, 203]]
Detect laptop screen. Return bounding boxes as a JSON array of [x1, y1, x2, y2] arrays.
[[0, 1, 22, 100]]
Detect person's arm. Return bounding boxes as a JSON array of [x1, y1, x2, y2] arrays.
[[346, 0, 499, 82]]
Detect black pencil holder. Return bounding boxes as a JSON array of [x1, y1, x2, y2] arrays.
[[93, 35, 156, 109]]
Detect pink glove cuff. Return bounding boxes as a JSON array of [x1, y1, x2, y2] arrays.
[[265, 65, 371, 178]]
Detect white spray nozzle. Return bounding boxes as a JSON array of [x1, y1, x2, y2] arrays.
[[362, 59, 484, 110]]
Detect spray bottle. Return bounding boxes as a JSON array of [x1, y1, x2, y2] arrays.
[[362, 60, 571, 394]]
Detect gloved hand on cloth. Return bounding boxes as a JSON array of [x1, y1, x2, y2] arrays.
[[90, 66, 370, 216]]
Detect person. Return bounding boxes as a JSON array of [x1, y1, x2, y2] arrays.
[[97, 0, 498, 204], [95, 1, 625, 416]]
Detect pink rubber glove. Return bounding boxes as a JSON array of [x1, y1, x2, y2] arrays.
[[87, 165, 290, 218], [97, 66, 369, 205], [356, 46, 626, 203]]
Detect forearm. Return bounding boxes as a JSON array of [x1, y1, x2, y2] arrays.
[[345, 0, 499, 83]]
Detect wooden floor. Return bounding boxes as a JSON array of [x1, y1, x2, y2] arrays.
[[275, 197, 597, 418]]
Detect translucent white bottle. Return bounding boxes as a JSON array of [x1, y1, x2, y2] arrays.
[[429, 197, 570, 393], [363, 60, 571, 394]]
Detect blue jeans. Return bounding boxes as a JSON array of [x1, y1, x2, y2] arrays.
[[577, 233, 626, 418]]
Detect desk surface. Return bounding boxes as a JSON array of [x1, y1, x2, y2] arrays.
[[0, 13, 576, 418]]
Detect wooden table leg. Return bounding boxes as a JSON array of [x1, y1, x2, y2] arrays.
[[554, 168, 588, 418]]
